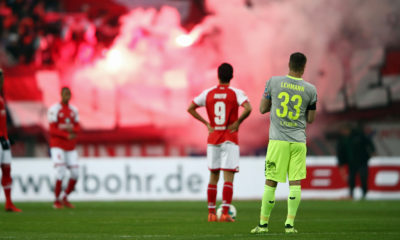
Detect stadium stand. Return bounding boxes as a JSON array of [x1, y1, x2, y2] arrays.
[[1, 0, 399, 157]]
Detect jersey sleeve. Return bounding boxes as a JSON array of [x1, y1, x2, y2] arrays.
[[0, 100, 7, 137], [48, 105, 58, 123], [47, 104, 69, 138], [193, 90, 208, 107], [309, 86, 318, 106], [71, 105, 79, 123], [71, 106, 80, 133], [235, 89, 249, 106], [263, 78, 272, 99]]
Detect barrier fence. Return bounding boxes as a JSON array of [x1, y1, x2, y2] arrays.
[[2, 157, 400, 201]]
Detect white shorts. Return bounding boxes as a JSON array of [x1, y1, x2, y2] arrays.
[[207, 141, 240, 172], [50, 147, 79, 168], [0, 143, 12, 164]]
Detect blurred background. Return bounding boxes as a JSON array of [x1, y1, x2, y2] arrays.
[[0, 0, 400, 202], [1, 0, 399, 158]]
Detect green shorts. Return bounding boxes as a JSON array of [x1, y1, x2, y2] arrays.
[[265, 140, 307, 183]]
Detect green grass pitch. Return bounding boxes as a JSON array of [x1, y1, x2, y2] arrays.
[[1, 200, 400, 240]]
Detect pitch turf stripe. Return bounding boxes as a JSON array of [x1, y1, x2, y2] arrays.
[[119, 235, 172, 238], [118, 232, 400, 238]]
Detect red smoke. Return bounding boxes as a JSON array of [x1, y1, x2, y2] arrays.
[[63, 0, 399, 154]]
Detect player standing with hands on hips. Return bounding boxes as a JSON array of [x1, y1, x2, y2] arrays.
[[48, 87, 80, 209], [0, 69, 22, 212], [188, 63, 252, 222], [251, 52, 317, 234]]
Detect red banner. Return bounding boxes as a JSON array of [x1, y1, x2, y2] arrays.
[[303, 162, 400, 192]]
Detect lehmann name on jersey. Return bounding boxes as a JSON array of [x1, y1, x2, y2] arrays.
[[281, 82, 305, 92]]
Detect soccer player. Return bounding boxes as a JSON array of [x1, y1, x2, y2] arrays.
[[0, 69, 22, 212], [48, 87, 80, 209], [187, 63, 252, 222], [250, 52, 317, 233]]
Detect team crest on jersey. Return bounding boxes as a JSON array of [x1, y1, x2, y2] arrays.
[[58, 112, 64, 118], [263, 90, 271, 99]]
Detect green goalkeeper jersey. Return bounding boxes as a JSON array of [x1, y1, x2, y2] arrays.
[[263, 75, 317, 143]]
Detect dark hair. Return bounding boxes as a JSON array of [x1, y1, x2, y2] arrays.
[[289, 52, 307, 72], [218, 63, 233, 83], [61, 86, 70, 92]]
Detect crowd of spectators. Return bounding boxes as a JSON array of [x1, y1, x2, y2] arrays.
[[0, 0, 122, 67]]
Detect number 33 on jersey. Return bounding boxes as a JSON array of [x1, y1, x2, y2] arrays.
[[193, 85, 249, 145], [265, 75, 317, 143]]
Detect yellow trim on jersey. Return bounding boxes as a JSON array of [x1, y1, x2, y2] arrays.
[[286, 75, 303, 81]]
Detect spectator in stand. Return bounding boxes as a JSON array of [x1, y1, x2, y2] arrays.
[[0, 1, 12, 35], [94, 13, 120, 48], [1, 0, 124, 65], [36, 31, 56, 65], [0, 0, 63, 65], [3, 13, 19, 62], [18, 17, 36, 63]]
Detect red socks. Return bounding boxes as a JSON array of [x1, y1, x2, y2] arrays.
[[222, 182, 233, 214], [64, 179, 77, 195], [1, 164, 12, 205], [55, 178, 78, 201], [208, 182, 234, 214], [54, 179, 62, 200], [207, 184, 217, 214]]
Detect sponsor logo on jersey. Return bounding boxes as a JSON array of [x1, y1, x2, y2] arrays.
[[214, 93, 227, 99], [59, 123, 73, 129], [280, 120, 298, 127]]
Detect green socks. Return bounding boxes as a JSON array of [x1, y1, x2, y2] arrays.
[[259, 185, 276, 225], [259, 184, 302, 226], [285, 185, 301, 226]]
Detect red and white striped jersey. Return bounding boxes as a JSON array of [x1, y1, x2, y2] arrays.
[[193, 84, 248, 145], [0, 96, 8, 139], [47, 103, 80, 151]]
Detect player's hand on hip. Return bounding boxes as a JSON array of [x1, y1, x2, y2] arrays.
[[0, 136, 10, 150], [206, 123, 214, 133], [228, 121, 239, 133]]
